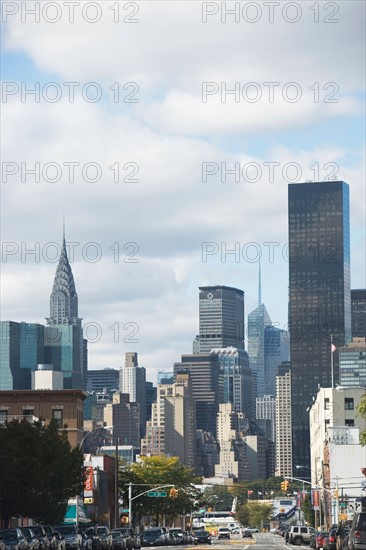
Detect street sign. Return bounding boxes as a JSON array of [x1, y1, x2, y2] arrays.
[[148, 491, 167, 497]]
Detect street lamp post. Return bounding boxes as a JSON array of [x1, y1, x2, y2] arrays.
[[79, 425, 113, 450]]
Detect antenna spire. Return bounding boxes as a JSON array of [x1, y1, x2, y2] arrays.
[[258, 261, 262, 307]]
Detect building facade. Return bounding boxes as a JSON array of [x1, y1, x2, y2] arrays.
[[351, 289, 366, 339], [173, 354, 223, 436], [288, 181, 351, 469], [275, 363, 292, 478], [0, 389, 86, 447], [119, 353, 146, 437], [87, 368, 119, 394], [309, 386, 366, 490], [247, 304, 272, 398], [0, 321, 45, 390], [339, 338, 366, 387], [198, 286, 245, 353], [211, 347, 253, 419]]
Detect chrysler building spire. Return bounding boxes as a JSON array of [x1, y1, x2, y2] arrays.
[[47, 230, 81, 326]]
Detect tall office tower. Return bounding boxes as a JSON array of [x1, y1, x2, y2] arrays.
[[141, 382, 172, 456], [0, 321, 45, 389], [275, 362, 292, 478], [288, 181, 351, 469], [173, 353, 223, 436], [164, 371, 196, 468], [198, 286, 245, 353], [247, 304, 271, 398], [263, 326, 290, 396], [87, 368, 119, 394], [339, 338, 366, 387], [256, 395, 276, 442], [351, 290, 366, 338], [211, 347, 253, 420], [120, 352, 146, 437], [46, 233, 87, 389]]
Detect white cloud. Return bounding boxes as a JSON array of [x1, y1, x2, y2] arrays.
[[1, 0, 365, 381]]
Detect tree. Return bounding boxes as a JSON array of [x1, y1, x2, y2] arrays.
[[118, 455, 202, 525], [357, 395, 366, 446], [235, 501, 273, 529], [0, 419, 84, 526], [301, 493, 315, 526]]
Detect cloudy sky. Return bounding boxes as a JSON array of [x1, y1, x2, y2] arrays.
[[1, 1, 365, 383]]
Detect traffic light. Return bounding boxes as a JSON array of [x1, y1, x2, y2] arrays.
[[169, 488, 178, 498], [333, 488, 339, 499], [281, 480, 290, 492]]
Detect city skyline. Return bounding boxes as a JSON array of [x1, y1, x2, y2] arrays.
[[1, 2, 365, 382]]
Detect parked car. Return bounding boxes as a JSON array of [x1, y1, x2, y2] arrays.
[[81, 527, 101, 550], [183, 532, 193, 545], [246, 527, 259, 533], [141, 529, 166, 547], [29, 527, 50, 550], [109, 532, 125, 550], [314, 531, 328, 549], [168, 530, 183, 545], [115, 530, 139, 550], [217, 528, 230, 540], [193, 531, 211, 546], [95, 528, 112, 550], [0, 529, 29, 550], [51, 533, 65, 550], [288, 525, 315, 546], [53, 526, 81, 550], [349, 512, 366, 550], [80, 534, 92, 550], [323, 528, 337, 550], [20, 528, 40, 550]]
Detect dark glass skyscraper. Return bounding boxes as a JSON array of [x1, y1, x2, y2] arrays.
[[288, 181, 351, 469]]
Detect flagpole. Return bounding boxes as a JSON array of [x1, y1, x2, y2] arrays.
[[331, 334, 334, 389]]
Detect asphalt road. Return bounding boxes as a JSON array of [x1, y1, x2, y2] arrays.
[[190, 532, 309, 549]]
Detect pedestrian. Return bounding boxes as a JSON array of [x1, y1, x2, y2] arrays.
[[285, 528, 289, 545]]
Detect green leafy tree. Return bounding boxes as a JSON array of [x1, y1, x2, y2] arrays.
[[357, 395, 366, 446], [301, 493, 315, 526], [118, 455, 202, 525], [0, 419, 84, 526], [235, 501, 273, 529]]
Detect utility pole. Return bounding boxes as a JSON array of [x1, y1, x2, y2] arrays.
[[114, 437, 119, 528]]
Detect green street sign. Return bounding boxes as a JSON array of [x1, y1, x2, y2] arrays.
[[148, 491, 167, 497]]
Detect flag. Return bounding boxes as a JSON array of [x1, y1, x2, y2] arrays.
[[331, 343, 336, 352]]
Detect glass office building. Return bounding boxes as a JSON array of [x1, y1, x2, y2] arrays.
[[288, 181, 351, 469]]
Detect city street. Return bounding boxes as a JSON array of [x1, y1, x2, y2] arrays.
[[190, 532, 308, 549]]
